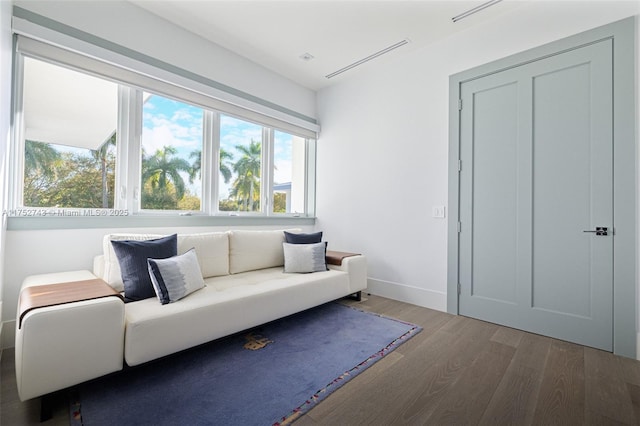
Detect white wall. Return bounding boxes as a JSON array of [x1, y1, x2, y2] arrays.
[[315, 1, 640, 312], [0, 0, 13, 349]]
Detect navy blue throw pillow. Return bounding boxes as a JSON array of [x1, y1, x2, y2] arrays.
[[111, 234, 178, 302], [284, 231, 323, 244]]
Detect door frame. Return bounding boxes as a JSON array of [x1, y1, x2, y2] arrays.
[[447, 17, 637, 358]]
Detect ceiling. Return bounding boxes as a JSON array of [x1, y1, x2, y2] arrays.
[[130, 0, 525, 91]]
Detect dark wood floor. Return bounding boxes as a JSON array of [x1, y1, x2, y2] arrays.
[[2, 295, 640, 425]]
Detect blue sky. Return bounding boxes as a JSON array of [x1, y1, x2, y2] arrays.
[[142, 94, 293, 201]]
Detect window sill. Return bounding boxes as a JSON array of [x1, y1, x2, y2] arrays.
[[6, 215, 316, 231]]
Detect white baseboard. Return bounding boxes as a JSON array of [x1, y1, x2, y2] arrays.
[[1, 320, 15, 350], [366, 278, 447, 312]]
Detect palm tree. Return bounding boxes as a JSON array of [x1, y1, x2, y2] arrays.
[[24, 140, 60, 178], [230, 140, 261, 211], [188, 147, 234, 184], [188, 150, 201, 184], [219, 148, 234, 184], [91, 133, 116, 208], [142, 146, 191, 203]]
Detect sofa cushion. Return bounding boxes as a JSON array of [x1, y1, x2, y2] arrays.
[[283, 242, 328, 273], [148, 248, 205, 305], [111, 234, 177, 302], [228, 229, 300, 274], [177, 232, 229, 278], [123, 267, 350, 366], [103, 233, 162, 292], [284, 231, 323, 244]]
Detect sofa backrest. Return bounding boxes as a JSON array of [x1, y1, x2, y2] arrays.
[[100, 232, 230, 292], [98, 229, 302, 291], [228, 229, 292, 274], [178, 232, 229, 278]]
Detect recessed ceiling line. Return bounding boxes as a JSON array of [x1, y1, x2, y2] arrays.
[[325, 39, 410, 79], [452, 0, 502, 23]]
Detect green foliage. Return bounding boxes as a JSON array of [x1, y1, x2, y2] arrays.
[[218, 198, 239, 212], [273, 192, 287, 213], [141, 146, 191, 210], [24, 136, 291, 214], [229, 139, 261, 212], [23, 139, 116, 208], [178, 192, 201, 211]]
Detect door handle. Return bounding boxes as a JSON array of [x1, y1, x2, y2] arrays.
[[583, 227, 609, 236]]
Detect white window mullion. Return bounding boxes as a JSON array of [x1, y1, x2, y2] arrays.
[[202, 110, 215, 215], [115, 86, 130, 210], [211, 112, 222, 214], [10, 51, 25, 210], [305, 138, 317, 217], [127, 89, 143, 213], [263, 128, 274, 216]]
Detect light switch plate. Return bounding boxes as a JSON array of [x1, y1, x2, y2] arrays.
[[432, 206, 446, 218]]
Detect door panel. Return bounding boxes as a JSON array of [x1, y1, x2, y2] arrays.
[[532, 62, 593, 317], [471, 82, 519, 304], [458, 40, 613, 350]]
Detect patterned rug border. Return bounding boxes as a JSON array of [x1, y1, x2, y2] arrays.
[[275, 305, 422, 425]]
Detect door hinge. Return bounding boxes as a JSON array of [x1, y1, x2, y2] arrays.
[[457, 283, 461, 295], [457, 222, 461, 233], [458, 160, 462, 172], [458, 99, 463, 110]]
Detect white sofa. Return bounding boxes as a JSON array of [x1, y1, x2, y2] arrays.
[[15, 229, 367, 402]]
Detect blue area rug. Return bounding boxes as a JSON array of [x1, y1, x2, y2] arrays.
[[71, 302, 421, 426]]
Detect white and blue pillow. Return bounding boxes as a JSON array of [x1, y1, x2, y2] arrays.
[[148, 248, 205, 305], [283, 242, 327, 273]]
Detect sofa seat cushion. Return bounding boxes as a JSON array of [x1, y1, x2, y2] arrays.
[[123, 267, 350, 366]]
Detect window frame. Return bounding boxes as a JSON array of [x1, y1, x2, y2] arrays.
[[10, 36, 317, 226]]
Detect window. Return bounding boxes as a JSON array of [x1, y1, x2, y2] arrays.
[[219, 115, 263, 213], [12, 37, 317, 221], [272, 130, 306, 215], [21, 57, 118, 209], [141, 93, 204, 211]]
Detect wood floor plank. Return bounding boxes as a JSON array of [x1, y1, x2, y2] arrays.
[[423, 341, 516, 425], [393, 318, 502, 424], [584, 347, 636, 425], [479, 332, 552, 426], [618, 355, 640, 387], [532, 340, 585, 425], [626, 383, 640, 425], [490, 326, 523, 348]]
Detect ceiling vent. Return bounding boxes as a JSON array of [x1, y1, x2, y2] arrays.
[[452, 0, 502, 23], [325, 39, 410, 79]]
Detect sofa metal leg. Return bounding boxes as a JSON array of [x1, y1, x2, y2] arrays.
[[346, 291, 362, 302], [40, 394, 53, 422]]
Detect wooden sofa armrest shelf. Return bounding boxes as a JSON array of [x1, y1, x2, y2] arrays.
[[18, 278, 123, 328], [325, 250, 360, 266]]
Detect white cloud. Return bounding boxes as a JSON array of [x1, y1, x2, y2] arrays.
[[142, 125, 175, 154]]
